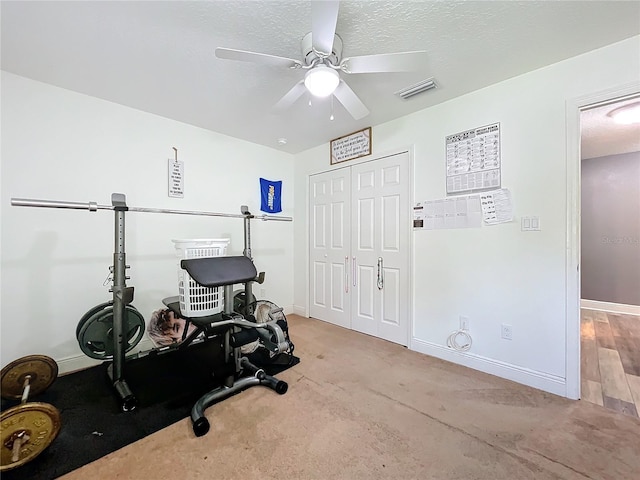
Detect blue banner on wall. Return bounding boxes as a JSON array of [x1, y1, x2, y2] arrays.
[[260, 178, 282, 213]]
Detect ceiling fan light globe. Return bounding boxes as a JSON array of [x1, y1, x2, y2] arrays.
[[304, 66, 339, 97], [608, 101, 640, 125]]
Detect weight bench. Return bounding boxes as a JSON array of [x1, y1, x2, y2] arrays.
[[162, 255, 290, 437]]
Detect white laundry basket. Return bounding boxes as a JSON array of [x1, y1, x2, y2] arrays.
[[172, 238, 230, 317]]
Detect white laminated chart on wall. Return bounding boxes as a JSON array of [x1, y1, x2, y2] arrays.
[[446, 123, 501, 195], [413, 194, 483, 230]]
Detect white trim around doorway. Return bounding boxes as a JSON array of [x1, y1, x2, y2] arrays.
[[565, 81, 640, 400]]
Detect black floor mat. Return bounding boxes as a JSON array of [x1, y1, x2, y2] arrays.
[[0, 343, 299, 479]]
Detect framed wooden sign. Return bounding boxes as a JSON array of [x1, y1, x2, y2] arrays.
[[330, 127, 372, 165]]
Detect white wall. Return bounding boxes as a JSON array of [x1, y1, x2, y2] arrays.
[[3, 34, 638, 395], [0, 72, 294, 372], [293, 36, 640, 396]]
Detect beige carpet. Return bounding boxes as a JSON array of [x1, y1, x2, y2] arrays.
[[61, 315, 640, 480]]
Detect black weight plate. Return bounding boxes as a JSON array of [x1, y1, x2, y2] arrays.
[[233, 289, 256, 316], [77, 306, 145, 360], [76, 303, 141, 339], [78, 307, 113, 353], [76, 301, 112, 339]]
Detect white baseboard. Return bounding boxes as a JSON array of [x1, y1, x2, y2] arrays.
[[56, 355, 103, 375], [292, 305, 307, 317], [581, 299, 640, 316], [410, 338, 567, 397], [56, 338, 157, 375]]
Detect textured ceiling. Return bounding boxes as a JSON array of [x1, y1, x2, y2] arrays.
[[2, 1, 639, 154]]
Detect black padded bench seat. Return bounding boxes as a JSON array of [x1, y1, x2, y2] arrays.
[[181, 255, 257, 288]]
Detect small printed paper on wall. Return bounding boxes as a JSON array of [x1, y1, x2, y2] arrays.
[[480, 188, 513, 225]]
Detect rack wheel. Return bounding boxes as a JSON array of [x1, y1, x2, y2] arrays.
[[0, 355, 58, 401], [192, 417, 210, 437], [275, 381, 288, 395], [121, 395, 138, 413], [0, 402, 61, 472]]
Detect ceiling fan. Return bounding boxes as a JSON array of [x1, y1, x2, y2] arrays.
[[215, 1, 429, 120]]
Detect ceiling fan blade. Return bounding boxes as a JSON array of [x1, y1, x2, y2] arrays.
[[311, 0, 340, 55], [341, 51, 429, 74], [273, 81, 307, 112], [215, 47, 302, 69], [333, 81, 370, 120]]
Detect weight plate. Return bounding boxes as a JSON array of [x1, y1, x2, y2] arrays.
[[0, 402, 61, 472], [76, 301, 112, 338], [76, 303, 141, 339], [77, 306, 145, 360], [233, 290, 256, 316], [0, 355, 58, 401]]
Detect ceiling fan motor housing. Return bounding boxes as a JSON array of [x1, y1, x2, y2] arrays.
[[301, 32, 343, 67]]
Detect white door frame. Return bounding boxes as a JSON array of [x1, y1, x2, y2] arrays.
[[305, 147, 414, 347], [565, 81, 640, 399]]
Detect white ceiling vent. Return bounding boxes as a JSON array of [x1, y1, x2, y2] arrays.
[[395, 78, 437, 100]]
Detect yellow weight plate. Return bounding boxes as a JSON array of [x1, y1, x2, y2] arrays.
[[0, 402, 61, 472], [0, 355, 58, 400]]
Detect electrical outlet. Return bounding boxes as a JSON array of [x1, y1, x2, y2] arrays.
[[459, 315, 469, 331], [260, 288, 266, 299], [501, 324, 513, 340]]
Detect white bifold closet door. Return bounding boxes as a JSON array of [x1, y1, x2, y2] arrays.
[[309, 152, 410, 346], [309, 166, 352, 329]]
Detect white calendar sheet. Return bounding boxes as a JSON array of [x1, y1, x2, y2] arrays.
[[446, 123, 501, 195]]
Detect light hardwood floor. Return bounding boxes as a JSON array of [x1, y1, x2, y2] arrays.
[[581, 308, 640, 417]]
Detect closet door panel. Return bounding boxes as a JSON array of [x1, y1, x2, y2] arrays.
[[312, 261, 327, 307], [351, 166, 380, 336], [351, 153, 410, 345], [381, 266, 400, 326], [309, 168, 351, 328]]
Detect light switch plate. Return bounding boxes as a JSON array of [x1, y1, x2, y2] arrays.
[[521, 216, 540, 231], [530, 216, 540, 230]]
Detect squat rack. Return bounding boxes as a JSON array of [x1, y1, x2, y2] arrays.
[[11, 193, 292, 411]]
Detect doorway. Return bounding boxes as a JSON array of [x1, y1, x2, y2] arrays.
[[308, 151, 411, 346], [578, 94, 640, 416]]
